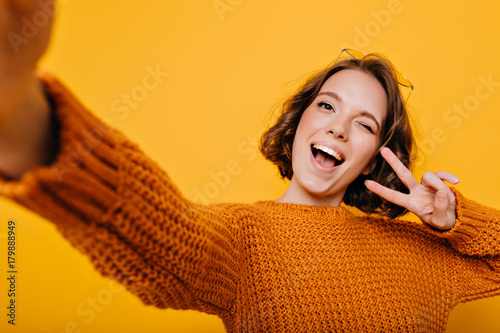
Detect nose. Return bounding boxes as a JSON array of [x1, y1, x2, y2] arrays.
[[326, 117, 348, 140]]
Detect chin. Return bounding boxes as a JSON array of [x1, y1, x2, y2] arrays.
[[300, 177, 334, 197]]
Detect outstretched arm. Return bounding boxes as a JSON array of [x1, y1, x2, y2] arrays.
[[0, 1, 240, 314], [0, 73, 241, 313]]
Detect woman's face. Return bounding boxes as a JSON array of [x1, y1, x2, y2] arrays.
[[284, 69, 388, 206]]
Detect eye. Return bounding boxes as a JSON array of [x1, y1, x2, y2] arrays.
[[318, 102, 335, 112], [359, 122, 375, 134]]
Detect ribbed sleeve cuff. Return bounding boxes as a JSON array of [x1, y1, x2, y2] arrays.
[[0, 70, 122, 227], [424, 188, 494, 254]]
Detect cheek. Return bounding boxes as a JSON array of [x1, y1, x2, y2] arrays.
[[351, 134, 380, 162], [295, 109, 322, 137], [292, 112, 315, 161], [351, 131, 379, 147]]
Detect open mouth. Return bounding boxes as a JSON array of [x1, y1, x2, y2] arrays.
[[311, 144, 344, 168]]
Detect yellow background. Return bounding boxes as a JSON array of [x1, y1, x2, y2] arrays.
[[1, 0, 500, 332]]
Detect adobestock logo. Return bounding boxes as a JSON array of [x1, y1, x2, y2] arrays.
[[51, 280, 125, 333], [51, 64, 169, 182], [415, 74, 499, 168], [191, 134, 259, 204], [111, 65, 169, 121], [213, 0, 243, 22], [442, 75, 500, 130], [340, 0, 405, 50]]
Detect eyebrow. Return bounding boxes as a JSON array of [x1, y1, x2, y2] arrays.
[[317, 91, 381, 132]]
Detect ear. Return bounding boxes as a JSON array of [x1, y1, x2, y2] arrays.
[[362, 158, 377, 175]]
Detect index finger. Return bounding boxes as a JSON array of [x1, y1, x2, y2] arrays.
[[380, 147, 419, 191], [365, 179, 410, 209]]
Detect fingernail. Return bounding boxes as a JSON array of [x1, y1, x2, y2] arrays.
[[452, 177, 459, 184]]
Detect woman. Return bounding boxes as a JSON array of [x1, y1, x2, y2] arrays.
[[261, 50, 458, 229], [1, 1, 499, 332]]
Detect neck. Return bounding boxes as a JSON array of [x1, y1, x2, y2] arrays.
[[275, 177, 345, 207]]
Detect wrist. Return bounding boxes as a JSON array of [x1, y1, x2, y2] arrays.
[[0, 69, 36, 122], [0, 73, 54, 179]]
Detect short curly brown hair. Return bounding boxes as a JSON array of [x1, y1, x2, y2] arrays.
[[260, 53, 415, 218]]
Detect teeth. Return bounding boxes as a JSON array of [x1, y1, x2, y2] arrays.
[[313, 144, 343, 161]]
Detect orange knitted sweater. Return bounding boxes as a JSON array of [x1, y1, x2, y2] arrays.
[[1, 73, 500, 333]]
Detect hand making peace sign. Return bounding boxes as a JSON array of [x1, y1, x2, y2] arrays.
[[365, 148, 459, 230]]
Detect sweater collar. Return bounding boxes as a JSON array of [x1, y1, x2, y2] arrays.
[[253, 200, 353, 221]]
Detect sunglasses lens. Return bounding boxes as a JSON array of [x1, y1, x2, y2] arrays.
[[394, 72, 413, 91], [344, 49, 366, 60]]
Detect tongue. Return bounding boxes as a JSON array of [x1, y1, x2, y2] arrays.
[[315, 150, 336, 167]]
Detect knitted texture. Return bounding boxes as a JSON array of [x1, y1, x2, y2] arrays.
[[1, 73, 500, 332]]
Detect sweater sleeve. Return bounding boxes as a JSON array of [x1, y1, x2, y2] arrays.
[[0, 72, 240, 315], [422, 188, 500, 301], [424, 188, 500, 257]]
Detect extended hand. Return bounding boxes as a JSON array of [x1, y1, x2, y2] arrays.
[[0, 0, 54, 114], [0, 0, 55, 178], [0, 0, 54, 71], [365, 148, 459, 230]]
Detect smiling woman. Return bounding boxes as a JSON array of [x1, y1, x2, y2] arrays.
[[262, 55, 414, 217], [276, 69, 389, 207], [1, 1, 500, 333]]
